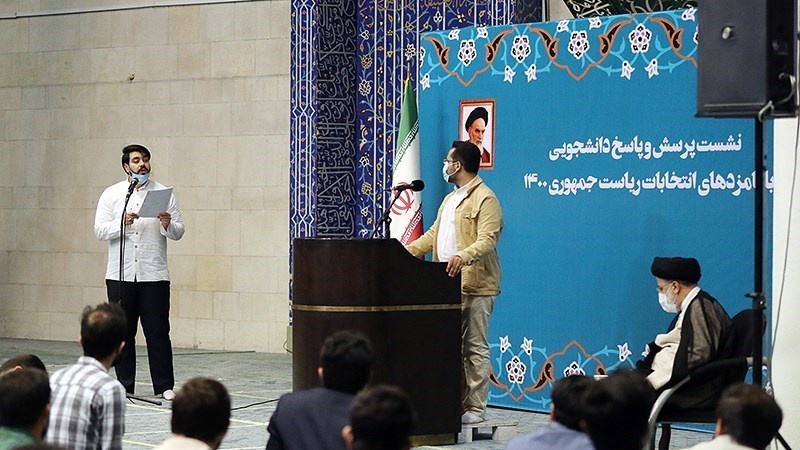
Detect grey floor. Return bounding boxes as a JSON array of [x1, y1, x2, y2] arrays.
[[0, 338, 710, 450]]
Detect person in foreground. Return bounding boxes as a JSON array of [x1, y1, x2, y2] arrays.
[[94, 144, 185, 400], [679, 383, 782, 450], [636, 256, 732, 409], [266, 330, 373, 450], [342, 385, 417, 450], [505, 375, 595, 450], [154, 378, 231, 450], [0, 369, 50, 450], [405, 140, 503, 424], [46, 304, 127, 450], [582, 370, 654, 450]]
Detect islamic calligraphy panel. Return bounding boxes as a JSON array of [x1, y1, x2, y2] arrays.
[[317, 1, 358, 237]]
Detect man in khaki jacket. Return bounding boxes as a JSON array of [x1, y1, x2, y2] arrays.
[[406, 140, 503, 424]]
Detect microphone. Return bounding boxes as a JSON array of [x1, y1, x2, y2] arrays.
[[384, 179, 425, 192], [127, 178, 138, 195]]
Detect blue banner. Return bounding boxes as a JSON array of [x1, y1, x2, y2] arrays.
[[418, 9, 771, 411]]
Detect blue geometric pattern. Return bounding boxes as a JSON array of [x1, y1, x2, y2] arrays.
[[289, 0, 318, 325], [418, 9, 698, 90]]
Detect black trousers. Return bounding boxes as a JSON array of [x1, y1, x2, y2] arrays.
[[106, 279, 174, 395]]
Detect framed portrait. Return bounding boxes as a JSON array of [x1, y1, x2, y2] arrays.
[[459, 99, 496, 169]]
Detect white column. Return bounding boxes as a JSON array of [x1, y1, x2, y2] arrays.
[[771, 117, 800, 447]]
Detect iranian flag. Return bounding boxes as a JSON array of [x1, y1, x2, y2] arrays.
[[389, 80, 424, 244]]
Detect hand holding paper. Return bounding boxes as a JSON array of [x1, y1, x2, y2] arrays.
[[137, 188, 173, 218]]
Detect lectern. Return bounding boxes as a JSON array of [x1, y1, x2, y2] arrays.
[[292, 238, 462, 438]]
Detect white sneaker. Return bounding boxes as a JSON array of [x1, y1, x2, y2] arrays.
[[461, 411, 485, 424], [161, 389, 176, 401]]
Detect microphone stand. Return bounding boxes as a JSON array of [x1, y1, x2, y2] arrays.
[[118, 180, 162, 406], [370, 190, 404, 239], [118, 182, 135, 302], [748, 112, 791, 450]]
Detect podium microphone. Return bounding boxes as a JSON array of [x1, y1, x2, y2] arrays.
[[127, 178, 139, 195], [371, 179, 425, 239], [384, 179, 425, 192]]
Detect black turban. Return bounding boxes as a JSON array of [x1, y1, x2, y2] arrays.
[[464, 107, 489, 131], [650, 257, 701, 284]]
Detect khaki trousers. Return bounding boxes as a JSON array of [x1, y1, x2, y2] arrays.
[[461, 294, 496, 415]]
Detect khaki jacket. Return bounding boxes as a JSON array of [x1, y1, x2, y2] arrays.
[[406, 175, 502, 295]]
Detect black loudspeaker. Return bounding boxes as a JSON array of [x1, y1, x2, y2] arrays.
[[697, 0, 798, 118]]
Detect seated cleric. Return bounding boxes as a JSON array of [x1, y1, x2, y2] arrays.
[[636, 257, 732, 409]]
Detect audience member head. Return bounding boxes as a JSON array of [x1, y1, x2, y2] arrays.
[[550, 375, 593, 431], [715, 383, 782, 450], [171, 377, 231, 449], [80, 303, 127, 363], [582, 369, 654, 450], [0, 368, 50, 439], [0, 354, 47, 376], [449, 140, 481, 175], [344, 385, 417, 450], [319, 330, 373, 394]]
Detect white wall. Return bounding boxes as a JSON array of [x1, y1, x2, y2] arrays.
[[0, 0, 291, 352], [772, 117, 799, 446]]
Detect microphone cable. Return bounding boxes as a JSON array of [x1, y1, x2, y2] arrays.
[[231, 397, 280, 411]]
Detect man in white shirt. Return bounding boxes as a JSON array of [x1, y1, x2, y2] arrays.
[[406, 140, 503, 424], [94, 144, 185, 400], [679, 383, 782, 450], [154, 378, 230, 450]]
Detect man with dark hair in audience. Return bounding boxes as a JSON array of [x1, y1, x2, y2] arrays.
[[47, 304, 127, 450], [0, 368, 51, 450], [266, 330, 373, 450], [680, 383, 783, 450], [342, 385, 417, 450], [0, 355, 47, 377], [582, 370, 654, 450], [505, 375, 595, 450], [154, 377, 231, 450]]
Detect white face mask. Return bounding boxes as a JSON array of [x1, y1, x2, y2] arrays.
[[442, 161, 454, 183], [130, 171, 150, 186], [658, 291, 679, 313]]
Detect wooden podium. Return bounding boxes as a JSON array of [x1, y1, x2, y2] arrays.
[[292, 238, 462, 438]]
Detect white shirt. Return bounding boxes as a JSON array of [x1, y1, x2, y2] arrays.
[[648, 286, 700, 389], [154, 435, 213, 450], [679, 434, 754, 450], [436, 178, 474, 262], [94, 179, 185, 282]]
